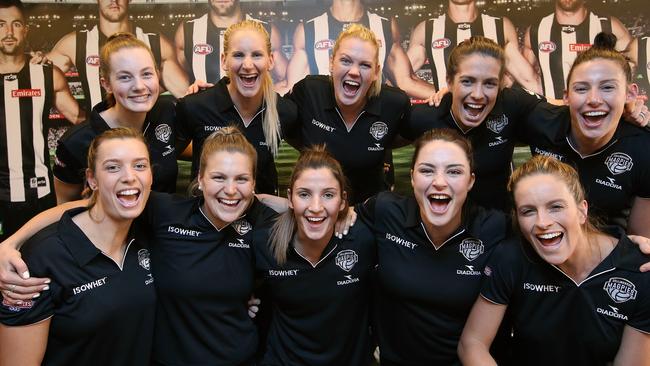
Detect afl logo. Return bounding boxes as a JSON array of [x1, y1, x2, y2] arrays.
[[155, 124, 172, 143], [232, 219, 252, 235], [605, 152, 633, 175], [137, 249, 151, 271], [369, 121, 388, 140], [432, 38, 452, 49], [538, 41, 556, 53], [86, 55, 100, 66], [193, 44, 213, 55], [459, 238, 484, 262], [486, 115, 509, 134], [604, 277, 637, 303], [335, 249, 358, 272], [315, 39, 334, 51]]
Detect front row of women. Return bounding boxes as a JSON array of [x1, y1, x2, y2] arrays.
[[0, 126, 648, 365]]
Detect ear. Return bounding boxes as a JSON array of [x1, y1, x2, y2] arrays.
[[467, 172, 476, 192], [287, 188, 293, 210], [329, 55, 334, 75], [578, 199, 588, 225], [220, 52, 228, 72], [268, 52, 275, 71], [85, 168, 97, 191], [626, 83, 639, 104], [339, 191, 348, 212], [100, 76, 111, 94], [563, 89, 569, 105], [410, 169, 415, 188]]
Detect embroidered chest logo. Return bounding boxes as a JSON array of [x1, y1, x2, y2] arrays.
[[561, 25, 576, 33], [459, 238, 484, 261], [193, 44, 213, 55], [4, 74, 16, 81], [232, 219, 252, 235], [138, 249, 151, 270], [335, 249, 358, 272], [369, 121, 388, 140], [605, 152, 633, 175], [485, 115, 509, 134], [603, 277, 637, 303], [155, 124, 172, 143], [457, 23, 471, 30]]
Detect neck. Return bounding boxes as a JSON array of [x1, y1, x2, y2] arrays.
[[101, 104, 147, 131], [422, 215, 462, 249], [99, 17, 132, 36], [209, 7, 244, 28], [555, 5, 588, 25], [227, 81, 264, 123], [331, 0, 364, 22], [569, 121, 616, 156], [294, 232, 332, 266], [73, 208, 132, 261], [0, 53, 26, 73], [448, 1, 478, 23], [558, 231, 615, 283]]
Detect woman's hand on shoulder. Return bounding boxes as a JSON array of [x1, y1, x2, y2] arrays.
[[0, 244, 49, 305], [335, 207, 356, 239]]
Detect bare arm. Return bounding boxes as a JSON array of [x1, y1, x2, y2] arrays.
[[43, 32, 76, 73], [613, 326, 650, 366], [628, 197, 650, 238], [406, 20, 427, 72], [523, 27, 540, 79], [270, 24, 288, 83], [53, 178, 83, 205], [174, 22, 189, 74], [285, 23, 309, 91], [611, 17, 632, 52], [457, 296, 506, 366], [52, 66, 84, 124], [502, 18, 542, 94], [159, 34, 190, 98], [0, 320, 50, 365]]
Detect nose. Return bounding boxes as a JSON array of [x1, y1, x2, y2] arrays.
[[308, 195, 324, 213], [470, 83, 483, 99], [431, 171, 448, 189], [586, 88, 603, 105], [132, 76, 146, 90], [242, 55, 254, 69], [223, 179, 237, 195], [535, 209, 553, 229], [348, 63, 360, 76], [121, 166, 137, 182]]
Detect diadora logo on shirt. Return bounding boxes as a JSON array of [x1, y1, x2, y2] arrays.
[[232, 219, 252, 235], [533, 147, 565, 161], [86, 55, 100, 66], [523, 283, 561, 293], [11, 89, 42, 98], [155, 124, 172, 143], [562, 25, 576, 33], [385, 233, 417, 249], [605, 152, 633, 175], [538, 41, 557, 53], [315, 39, 335, 50], [569, 43, 591, 52], [335, 249, 358, 272], [228, 238, 250, 249], [367, 143, 384, 152], [486, 115, 508, 134], [432, 38, 452, 49], [369, 121, 388, 140], [457, 23, 471, 30], [604, 277, 637, 303], [162, 145, 175, 157], [138, 249, 150, 270], [596, 305, 628, 321], [72, 277, 108, 295], [168, 225, 202, 237], [488, 136, 508, 147], [2, 298, 34, 311], [456, 265, 482, 276], [312, 119, 335, 133], [595, 176, 622, 191], [337, 274, 360, 286], [459, 238, 484, 261], [193, 43, 214, 55]]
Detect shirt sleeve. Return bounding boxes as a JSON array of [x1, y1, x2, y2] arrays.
[[355, 195, 377, 228], [480, 239, 522, 305], [53, 141, 84, 185], [402, 104, 436, 141], [277, 96, 300, 146], [628, 276, 650, 334], [174, 97, 192, 149]]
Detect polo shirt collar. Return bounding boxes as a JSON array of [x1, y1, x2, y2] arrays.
[[89, 100, 151, 134], [564, 118, 639, 158], [445, 92, 505, 134]]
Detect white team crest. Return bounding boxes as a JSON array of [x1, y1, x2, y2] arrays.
[[369, 121, 388, 140], [155, 124, 172, 143], [486, 115, 508, 134], [137, 249, 151, 270], [604, 152, 633, 175], [459, 238, 484, 261], [604, 277, 637, 303], [232, 219, 252, 235], [335, 249, 358, 272], [4, 74, 16, 81]]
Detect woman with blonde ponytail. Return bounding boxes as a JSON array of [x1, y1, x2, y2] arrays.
[[177, 19, 298, 195]]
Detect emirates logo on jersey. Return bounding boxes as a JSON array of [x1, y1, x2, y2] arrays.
[[538, 41, 556, 53], [605, 152, 633, 175], [486, 115, 509, 134], [432, 38, 452, 49], [86, 55, 100, 66], [457, 23, 471, 30], [569, 43, 591, 52], [369, 121, 388, 140], [604, 277, 637, 303], [315, 39, 334, 50], [193, 44, 213, 55], [11, 89, 42, 98], [335, 249, 358, 272], [459, 238, 484, 261], [137, 249, 151, 271]]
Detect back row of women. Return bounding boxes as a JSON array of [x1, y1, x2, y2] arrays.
[[0, 19, 649, 366]]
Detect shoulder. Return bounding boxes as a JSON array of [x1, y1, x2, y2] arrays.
[[373, 191, 416, 219], [178, 84, 219, 106], [612, 235, 650, 273], [277, 95, 298, 115], [298, 75, 330, 89], [20, 222, 69, 272], [58, 121, 95, 153], [247, 199, 281, 228], [466, 206, 510, 243], [378, 84, 409, 104]]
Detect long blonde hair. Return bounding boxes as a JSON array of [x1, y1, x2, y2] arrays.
[[331, 23, 382, 98], [223, 20, 281, 156]]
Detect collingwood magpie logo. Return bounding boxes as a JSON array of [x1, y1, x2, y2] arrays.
[[232, 219, 252, 235], [138, 249, 151, 270], [369, 121, 388, 140], [335, 249, 358, 272], [486, 115, 508, 134], [155, 124, 172, 143], [605, 152, 633, 175], [459, 238, 484, 261], [604, 277, 637, 303], [562, 25, 576, 33], [4, 74, 16, 81]]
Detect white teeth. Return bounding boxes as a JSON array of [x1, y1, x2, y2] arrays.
[[583, 111, 607, 117], [343, 80, 360, 86], [429, 194, 450, 200], [117, 189, 139, 196], [466, 103, 484, 109], [307, 217, 325, 222], [219, 199, 238, 205], [538, 232, 562, 240]]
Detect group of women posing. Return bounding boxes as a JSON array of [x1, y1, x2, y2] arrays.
[[0, 16, 649, 366]]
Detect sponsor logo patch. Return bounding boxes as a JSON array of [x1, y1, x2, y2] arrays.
[[486, 115, 509, 134], [2, 298, 34, 311], [459, 238, 484, 261], [432, 38, 452, 49], [3, 74, 16, 81], [232, 219, 252, 235], [86, 55, 100, 66], [369, 121, 388, 140], [562, 25, 575, 33], [315, 39, 334, 50], [538, 41, 556, 53], [605, 152, 633, 175], [569, 43, 591, 52], [12, 89, 42, 98], [138, 249, 150, 270], [335, 249, 358, 272], [604, 277, 637, 303], [29, 177, 47, 188], [193, 43, 213, 55], [155, 124, 172, 143], [457, 23, 471, 30]]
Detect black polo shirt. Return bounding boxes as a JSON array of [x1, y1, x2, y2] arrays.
[[0, 207, 156, 366], [482, 234, 650, 366], [253, 220, 376, 366], [356, 192, 509, 365], [53, 99, 178, 193], [522, 105, 650, 231], [144, 192, 277, 366], [405, 87, 545, 211], [176, 77, 298, 195], [286, 75, 411, 204]]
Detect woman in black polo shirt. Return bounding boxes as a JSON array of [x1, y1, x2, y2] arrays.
[[54, 33, 178, 202], [459, 156, 650, 366], [0, 128, 156, 366]]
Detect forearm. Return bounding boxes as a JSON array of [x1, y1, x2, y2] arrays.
[[457, 337, 498, 366]]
